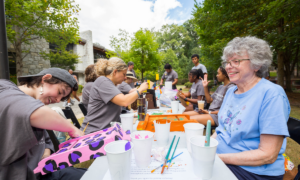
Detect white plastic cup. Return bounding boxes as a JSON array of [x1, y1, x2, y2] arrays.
[[120, 113, 134, 133], [165, 81, 172, 90], [130, 131, 154, 167], [183, 123, 204, 153], [198, 100, 205, 109], [104, 140, 133, 180], [154, 120, 171, 146], [171, 101, 179, 114], [190, 136, 218, 179], [178, 103, 186, 114]]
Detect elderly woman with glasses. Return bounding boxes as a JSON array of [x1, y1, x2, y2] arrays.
[[212, 36, 290, 180]]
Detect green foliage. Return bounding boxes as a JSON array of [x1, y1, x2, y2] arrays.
[[5, 0, 81, 76], [177, 78, 189, 85], [10, 75, 17, 85], [77, 84, 83, 94], [184, 82, 193, 88], [129, 29, 162, 79], [41, 50, 79, 70], [192, 0, 300, 91]]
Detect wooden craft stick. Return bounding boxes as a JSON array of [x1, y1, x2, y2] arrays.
[[83, 122, 89, 133]]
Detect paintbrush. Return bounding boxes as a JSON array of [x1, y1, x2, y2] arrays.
[[205, 120, 211, 146], [161, 135, 176, 174], [167, 137, 180, 169], [151, 152, 183, 173], [83, 122, 89, 134]]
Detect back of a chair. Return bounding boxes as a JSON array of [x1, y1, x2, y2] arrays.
[[287, 117, 300, 145], [78, 102, 87, 116], [46, 130, 60, 152], [62, 107, 81, 129]]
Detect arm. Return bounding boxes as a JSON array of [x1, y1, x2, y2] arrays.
[[111, 82, 148, 107], [30, 106, 84, 138], [129, 88, 137, 94], [218, 134, 284, 166], [199, 109, 219, 114], [200, 77, 213, 103], [160, 78, 164, 85], [172, 79, 178, 85], [185, 95, 204, 104]]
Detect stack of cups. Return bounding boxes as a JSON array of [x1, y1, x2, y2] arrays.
[[183, 123, 204, 153], [165, 81, 172, 90], [171, 101, 179, 114], [190, 136, 218, 179], [154, 120, 171, 147], [130, 131, 154, 167], [104, 140, 133, 180], [120, 113, 134, 133]]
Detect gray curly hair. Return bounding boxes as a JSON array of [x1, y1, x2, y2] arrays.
[[221, 36, 272, 78]]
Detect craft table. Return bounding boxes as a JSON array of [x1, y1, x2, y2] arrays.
[[81, 119, 237, 180]]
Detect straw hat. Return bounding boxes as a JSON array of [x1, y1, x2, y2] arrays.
[[126, 71, 138, 82]]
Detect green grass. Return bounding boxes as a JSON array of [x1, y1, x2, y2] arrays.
[[270, 71, 277, 77]]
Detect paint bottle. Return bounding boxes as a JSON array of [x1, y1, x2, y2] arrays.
[[137, 94, 147, 121]]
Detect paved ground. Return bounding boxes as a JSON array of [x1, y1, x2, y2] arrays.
[[47, 96, 84, 119]]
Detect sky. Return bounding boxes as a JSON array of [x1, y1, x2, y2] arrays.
[[75, 0, 203, 50]]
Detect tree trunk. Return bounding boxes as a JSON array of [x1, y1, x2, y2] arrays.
[[284, 59, 292, 92], [15, 26, 23, 79], [141, 69, 144, 80], [277, 18, 285, 89]]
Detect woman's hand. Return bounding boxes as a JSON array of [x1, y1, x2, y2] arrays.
[[200, 76, 210, 87], [198, 109, 209, 114], [179, 93, 186, 99], [138, 82, 148, 92], [68, 127, 84, 138], [41, 149, 51, 160]]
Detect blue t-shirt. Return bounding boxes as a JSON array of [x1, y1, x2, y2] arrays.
[[216, 78, 290, 176]]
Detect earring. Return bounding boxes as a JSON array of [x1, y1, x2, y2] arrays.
[[40, 86, 43, 95]]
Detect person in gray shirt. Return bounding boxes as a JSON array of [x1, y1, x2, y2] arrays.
[[82, 64, 99, 111], [184, 66, 234, 126], [0, 68, 83, 180], [80, 58, 149, 134], [117, 71, 138, 94], [160, 63, 178, 89], [178, 69, 205, 111], [191, 54, 208, 79], [127, 61, 137, 88]]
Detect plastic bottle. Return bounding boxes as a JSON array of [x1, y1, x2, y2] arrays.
[[57, 131, 66, 143]]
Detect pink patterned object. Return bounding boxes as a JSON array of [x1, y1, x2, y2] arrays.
[[34, 124, 131, 175]]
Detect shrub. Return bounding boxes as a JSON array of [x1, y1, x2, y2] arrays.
[[184, 82, 193, 88], [77, 84, 84, 95], [10, 75, 17, 85], [177, 78, 189, 85]]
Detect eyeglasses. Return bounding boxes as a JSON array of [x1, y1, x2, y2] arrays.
[[222, 59, 250, 68]]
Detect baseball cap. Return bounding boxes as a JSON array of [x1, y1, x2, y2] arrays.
[[18, 68, 78, 90]]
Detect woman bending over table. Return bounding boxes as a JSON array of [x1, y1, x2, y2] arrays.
[[80, 57, 148, 134], [183, 66, 234, 126], [212, 36, 290, 180], [0, 68, 84, 180], [177, 69, 205, 111]]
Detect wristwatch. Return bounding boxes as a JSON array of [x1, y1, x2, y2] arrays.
[[184, 98, 187, 101], [209, 111, 211, 114], [136, 90, 140, 97]]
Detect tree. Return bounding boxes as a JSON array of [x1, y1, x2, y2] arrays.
[[41, 50, 79, 70], [192, 0, 300, 91], [5, 0, 81, 77], [130, 29, 162, 79]]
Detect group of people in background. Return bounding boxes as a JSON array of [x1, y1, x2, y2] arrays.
[[0, 36, 291, 180]]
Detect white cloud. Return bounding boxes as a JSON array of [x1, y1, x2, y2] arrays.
[[75, 0, 182, 50]]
